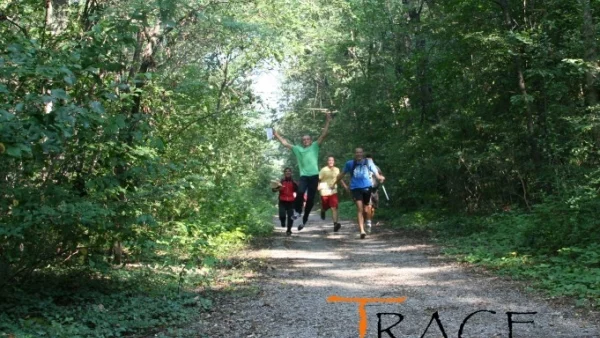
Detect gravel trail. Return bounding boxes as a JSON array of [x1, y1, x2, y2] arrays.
[[194, 213, 600, 338]]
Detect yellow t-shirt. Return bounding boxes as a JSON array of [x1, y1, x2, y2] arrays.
[[318, 166, 340, 197]]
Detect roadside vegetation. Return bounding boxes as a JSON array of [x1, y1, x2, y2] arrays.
[[2, 0, 599, 335]]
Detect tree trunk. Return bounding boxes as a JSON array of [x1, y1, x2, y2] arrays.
[[498, 0, 540, 165], [408, 2, 432, 125], [581, 0, 598, 106]]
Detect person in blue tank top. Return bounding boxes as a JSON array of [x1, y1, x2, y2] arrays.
[[334, 147, 385, 239]]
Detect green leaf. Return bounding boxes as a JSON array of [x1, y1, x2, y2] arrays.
[[64, 75, 76, 86], [90, 101, 105, 114], [0, 109, 15, 121], [115, 114, 127, 128], [5, 145, 21, 158], [51, 89, 69, 100]]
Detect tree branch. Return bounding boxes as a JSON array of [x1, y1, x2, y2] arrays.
[[0, 14, 29, 38]]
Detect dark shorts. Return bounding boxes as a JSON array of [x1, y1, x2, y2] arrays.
[[351, 188, 372, 205]]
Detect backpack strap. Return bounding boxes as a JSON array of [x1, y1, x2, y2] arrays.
[[351, 159, 360, 177], [351, 159, 378, 178]]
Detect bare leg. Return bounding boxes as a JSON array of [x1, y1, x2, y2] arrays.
[[366, 206, 374, 219], [364, 205, 373, 222], [364, 204, 374, 234], [332, 207, 339, 223], [355, 200, 365, 233]]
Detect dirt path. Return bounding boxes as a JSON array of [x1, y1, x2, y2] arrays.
[[193, 213, 600, 338]]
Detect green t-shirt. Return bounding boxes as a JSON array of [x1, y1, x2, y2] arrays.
[[292, 143, 320, 177]]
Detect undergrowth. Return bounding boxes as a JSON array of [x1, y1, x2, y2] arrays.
[[0, 205, 274, 337], [0, 267, 211, 337], [378, 202, 600, 308], [337, 200, 356, 220]]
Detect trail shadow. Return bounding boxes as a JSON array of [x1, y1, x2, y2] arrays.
[[188, 212, 600, 338]]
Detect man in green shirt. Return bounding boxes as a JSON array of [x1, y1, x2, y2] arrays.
[[273, 113, 332, 230]]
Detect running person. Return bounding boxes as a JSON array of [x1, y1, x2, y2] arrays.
[[335, 148, 384, 239], [365, 154, 383, 230], [318, 156, 349, 232], [273, 113, 332, 230], [272, 167, 298, 236]]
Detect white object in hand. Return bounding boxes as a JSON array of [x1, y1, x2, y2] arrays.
[[270, 179, 282, 188], [381, 184, 390, 201]]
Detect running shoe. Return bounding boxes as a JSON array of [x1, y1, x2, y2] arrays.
[[360, 232, 366, 239], [286, 231, 292, 236], [366, 221, 372, 234], [333, 222, 341, 232], [298, 220, 306, 231]]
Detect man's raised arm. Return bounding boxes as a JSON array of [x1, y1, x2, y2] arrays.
[[316, 113, 332, 145], [273, 129, 293, 149]]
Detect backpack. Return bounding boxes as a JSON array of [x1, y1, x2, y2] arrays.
[[351, 159, 367, 177], [351, 159, 379, 180]]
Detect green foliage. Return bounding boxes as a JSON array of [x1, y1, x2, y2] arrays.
[[269, 0, 600, 306], [0, 0, 283, 335], [277, 0, 600, 215], [0, 267, 212, 337], [1, 0, 600, 331], [336, 200, 356, 220], [428, 206, 600, 306]]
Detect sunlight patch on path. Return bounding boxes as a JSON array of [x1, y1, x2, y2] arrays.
[[192, 213, 600, 338]]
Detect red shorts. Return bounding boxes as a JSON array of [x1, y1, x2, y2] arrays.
[[321, 194, 339, 211]]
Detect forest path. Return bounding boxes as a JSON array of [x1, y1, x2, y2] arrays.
[[192, 213, 600, 338]]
